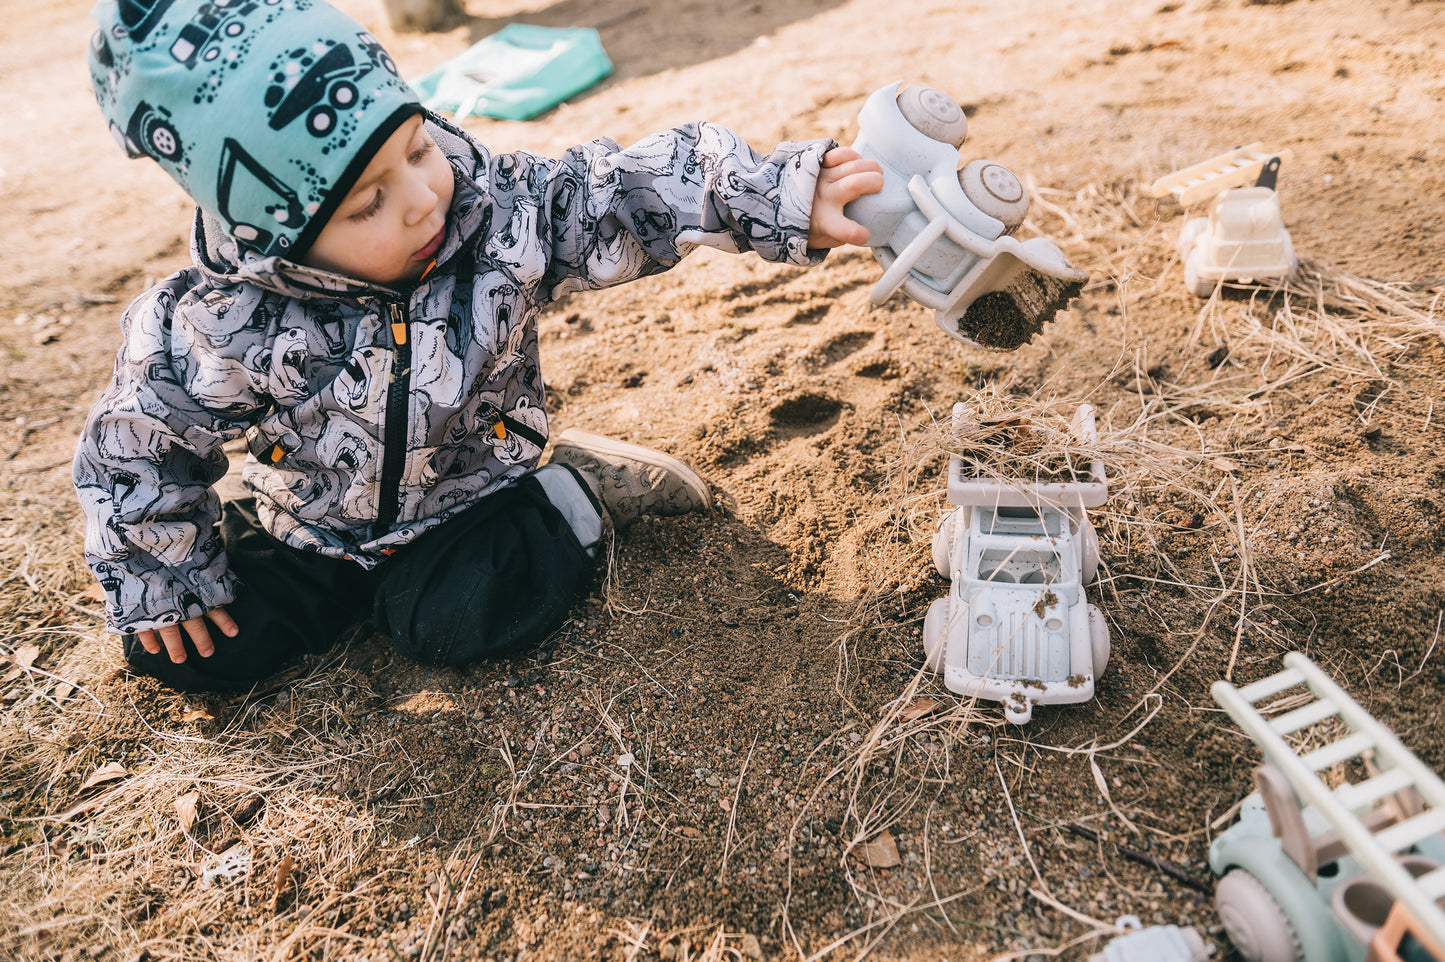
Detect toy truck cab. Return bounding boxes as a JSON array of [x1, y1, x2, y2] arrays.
[[1177, 186, 1297, 298], [1149, 144, 1299, 298], [922, 402, 1109, 725]]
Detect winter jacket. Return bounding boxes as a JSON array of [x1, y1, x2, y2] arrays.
[[74, 116, 831, 635]]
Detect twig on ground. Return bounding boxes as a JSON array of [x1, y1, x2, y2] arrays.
[[1064, 823, 1213, 894]]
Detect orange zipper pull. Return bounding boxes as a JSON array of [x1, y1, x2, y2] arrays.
[[388, 302, 407, 345]]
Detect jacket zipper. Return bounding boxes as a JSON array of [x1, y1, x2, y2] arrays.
[[494, 411, 547, 448], [373, 300, 412, 537]]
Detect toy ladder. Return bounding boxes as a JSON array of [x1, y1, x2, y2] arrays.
[[1212, 652, 1445, 946], [1148, 143, 1292, 207]]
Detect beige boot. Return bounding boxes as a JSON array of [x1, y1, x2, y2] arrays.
[[548, 429, 712, 529]]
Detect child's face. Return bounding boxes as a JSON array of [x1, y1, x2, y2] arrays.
[[302, 115, 455, 286]]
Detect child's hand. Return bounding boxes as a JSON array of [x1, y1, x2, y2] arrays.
[[807, 147, 885, 249], [136, 607, 238, 663]]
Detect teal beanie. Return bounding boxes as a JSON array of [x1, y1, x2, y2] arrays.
[[88, 0, 423, 259]]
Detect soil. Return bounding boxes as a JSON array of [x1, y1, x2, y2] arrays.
[[3, 0, 1445, 960]]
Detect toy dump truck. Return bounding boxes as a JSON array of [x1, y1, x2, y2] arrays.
[[843, 81, 1087, 350], [922, 402, 1109, 725], [1209, 652, 1445, 962]]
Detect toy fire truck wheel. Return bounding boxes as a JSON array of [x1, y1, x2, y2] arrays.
[[1184, 256, 1216, 299], [896, 85, 967, 148], [1177, 217, 1207, 262], [1214, 869, 1304, 962]]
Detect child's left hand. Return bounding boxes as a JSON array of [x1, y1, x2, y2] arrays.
[[807, 147, 885, 250]]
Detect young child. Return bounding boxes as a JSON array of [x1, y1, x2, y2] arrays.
[[76, 0, 883, 693]]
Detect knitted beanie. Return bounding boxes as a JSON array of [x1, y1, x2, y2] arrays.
[[88, 0, 423, 259]]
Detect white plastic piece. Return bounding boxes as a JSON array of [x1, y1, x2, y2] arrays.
[[843, 82, 1087, 348], [1087, 915, 1211, 962], [1210, 652, 1445, 950], [920, 402, 1109, 725], [201, 846, 252, 887]]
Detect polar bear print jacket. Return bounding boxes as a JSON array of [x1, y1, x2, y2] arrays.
[[74, 116, 830, 635]]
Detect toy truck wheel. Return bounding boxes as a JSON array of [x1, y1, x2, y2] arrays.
[[1088, 606, 1110, 678], [931, 511, 957, 578], [1184, 256, 1216, 299], [896, 85, 967, 147], [958, 160, 1030, 233], [922, 599, 948, 672], [1177, 217, 1207, 262], [1214, 869, 1304, 962], [1076, 517, 1100, 585]]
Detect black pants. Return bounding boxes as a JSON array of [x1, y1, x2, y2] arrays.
[[123, 474, 596, 693]]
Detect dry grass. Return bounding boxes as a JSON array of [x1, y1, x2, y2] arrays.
[[2, 175, 1440, 960]]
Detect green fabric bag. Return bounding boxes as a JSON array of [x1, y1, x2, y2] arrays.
[[410, 24, 612, 121]]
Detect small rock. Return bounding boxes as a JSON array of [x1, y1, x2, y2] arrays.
[[742, 933, 764, 959]]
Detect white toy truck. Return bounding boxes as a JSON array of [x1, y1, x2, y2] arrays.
[[923, 402, 1110, 725], [1149, 143, 1298, 298]]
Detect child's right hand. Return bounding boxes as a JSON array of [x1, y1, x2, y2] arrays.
[[807, 147, 884, 250], [137, 607, 238, 663]]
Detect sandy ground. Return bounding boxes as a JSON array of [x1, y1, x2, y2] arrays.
[[2, 0, 1444, 959]]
